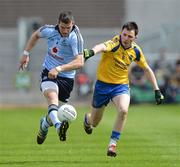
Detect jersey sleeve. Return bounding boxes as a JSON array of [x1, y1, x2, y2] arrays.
[[70, 28, 84, 56], [39, 25, 54, 38], [134, 46, 148, 69], [103, 35, 120, 52]]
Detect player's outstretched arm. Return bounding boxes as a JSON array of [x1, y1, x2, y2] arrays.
[[83, 43, 106, 61], [19, 30, 40, 70], [143, 65, 164, 105]]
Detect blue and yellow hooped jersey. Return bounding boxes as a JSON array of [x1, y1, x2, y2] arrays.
[[97, 35, 148, 84]]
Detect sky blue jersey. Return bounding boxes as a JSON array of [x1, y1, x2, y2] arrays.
[[39, 24, 83, 79]]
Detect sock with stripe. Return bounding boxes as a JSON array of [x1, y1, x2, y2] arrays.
[[48, 104, 61, 130], [109, 130, 121, 146]]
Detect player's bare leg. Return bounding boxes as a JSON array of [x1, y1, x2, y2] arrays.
[[37, 90, 59, 144], [44, 90, 69, 141], [107, 94, 130, 157], [43, 89, 61, 128], [84, 106, 105, 134], [113, 94, 130, 132], [37, 87, 68, 143]]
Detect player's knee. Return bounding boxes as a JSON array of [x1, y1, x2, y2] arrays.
[[119, 109, 128, 120]]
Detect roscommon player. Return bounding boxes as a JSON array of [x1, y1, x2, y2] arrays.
[[83, 21, 164, 157], [19, 11, 84, 144]]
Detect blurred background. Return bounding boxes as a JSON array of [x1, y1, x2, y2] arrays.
[[0, 0, 179, 106]]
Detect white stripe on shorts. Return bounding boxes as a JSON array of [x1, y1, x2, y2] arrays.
[[41, 81, 59, 93]]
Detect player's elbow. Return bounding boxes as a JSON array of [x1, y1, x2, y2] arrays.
[[31, 30, 40, 40], [75, 60, 84, 69], [77, 61, 84, 69], [75, 55, 84, 69]]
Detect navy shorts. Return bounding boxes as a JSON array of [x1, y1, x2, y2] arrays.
[[40, 68, 74, 102], [92, 80, 130, 108]]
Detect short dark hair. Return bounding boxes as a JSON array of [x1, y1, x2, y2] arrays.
[[58, 11, 74, 24], [122, 22, 138, 36]]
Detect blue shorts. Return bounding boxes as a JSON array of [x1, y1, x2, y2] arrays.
[[92, 80, 130, 108]]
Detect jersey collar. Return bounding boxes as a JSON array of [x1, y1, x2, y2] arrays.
[[55, 25, 75, 37]]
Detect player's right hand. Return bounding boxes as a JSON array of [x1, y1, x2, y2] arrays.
[[83, 49, 95, 61], [19, 55, 30, 71], [155, 90, 164, 105]]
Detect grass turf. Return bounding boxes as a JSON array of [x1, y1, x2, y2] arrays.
[[0, 104, 180, 167]]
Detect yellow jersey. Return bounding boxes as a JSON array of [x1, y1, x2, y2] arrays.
[[97, 35, 148, 84]]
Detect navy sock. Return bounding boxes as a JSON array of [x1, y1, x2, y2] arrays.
[[111, 131, 121, 140]]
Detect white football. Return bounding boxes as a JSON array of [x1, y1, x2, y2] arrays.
[[57, 104, 77, 122]]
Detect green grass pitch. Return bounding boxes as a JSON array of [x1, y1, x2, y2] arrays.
[[0, 104, 180, 167]]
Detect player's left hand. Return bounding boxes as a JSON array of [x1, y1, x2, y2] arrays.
[[83, 49, 95, 61], [48, 68, 58, 79], [155, 90, 164, 105]]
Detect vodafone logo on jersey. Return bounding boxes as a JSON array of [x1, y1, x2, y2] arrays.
[[52, 47, 58, 53], [49, 47, 64, 61]]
